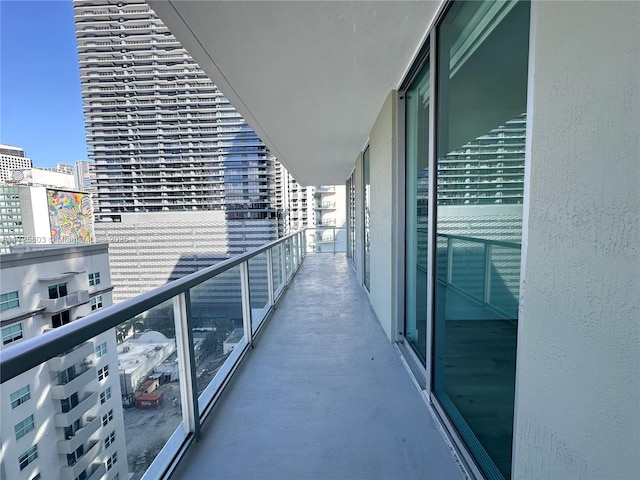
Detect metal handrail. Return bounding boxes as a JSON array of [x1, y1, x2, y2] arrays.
[[0, 229, 304, 383]]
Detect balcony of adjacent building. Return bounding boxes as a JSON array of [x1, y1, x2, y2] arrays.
[[314, 201, 336, 210], [0, 232, 463, 480], [39, 290, 90, 313]]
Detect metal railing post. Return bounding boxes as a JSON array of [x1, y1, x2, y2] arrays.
[[240, 261, 253, 347], [333, 227, 336, 254], [266, 248, 275, 307], [484, 243, 493, 304], [173, 291, 200, 439], [446, 236, 454, 285]]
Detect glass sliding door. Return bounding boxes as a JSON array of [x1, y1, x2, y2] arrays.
[[363, 147, 371, 291], [433, 1, 530, 478], [347, 171, 356, 264], [405, 59, 431, 364]]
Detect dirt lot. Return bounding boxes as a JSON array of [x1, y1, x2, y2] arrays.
[[122, 352, 229, 479], [123, 381, 182, 480]]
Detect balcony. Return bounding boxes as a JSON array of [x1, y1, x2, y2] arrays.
[[86, 463, 107, 480], [48, 342, 94, 372], [172, 254, 461, 479], [57, 416, 101, 454], [0, 232, 461, 479], [60, 441, 102, 480], [50, 366, 98, 400], [54, 392, 98, 428], [40, 290, 90, 312], [315, 201, 336, 209]]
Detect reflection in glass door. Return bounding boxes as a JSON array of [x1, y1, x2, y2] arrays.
[[433, 1, 530, 478], [405, 58, 430, 364], [363, 147, 371, 291]]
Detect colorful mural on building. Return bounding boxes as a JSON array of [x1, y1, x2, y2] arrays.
[[47, 189, 95, 244]]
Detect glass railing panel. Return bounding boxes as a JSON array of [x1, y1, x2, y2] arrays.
[[450, 238, 485, 301], [291, 234, 298, 267], [271, 243, 284, 298], [436, 234, 448, 283], [488, 244, 521, 318], [284, 239, 292, 279], [188, 265, 244, 401], [117, 297, 185, 480], [248, 252, 270, 333]]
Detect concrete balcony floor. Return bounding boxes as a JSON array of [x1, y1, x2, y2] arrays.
[[175, 254, 464, 480]]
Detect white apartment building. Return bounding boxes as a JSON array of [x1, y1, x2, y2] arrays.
[[0, 243, 127, 480], [74, 161, 95, 193], [0, 145, 32, 183]]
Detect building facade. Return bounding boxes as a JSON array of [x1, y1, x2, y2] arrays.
[[0, 244, 127, 480], [73, 0, 280, 303], [0, 145, 32, 183], [0, 186, 95, 254]]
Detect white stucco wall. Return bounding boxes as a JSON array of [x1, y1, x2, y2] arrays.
[[368, 91, 398, 340], [513, 2, 640, 479]]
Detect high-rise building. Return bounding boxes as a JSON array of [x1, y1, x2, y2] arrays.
[[73, 0, 280, 303], [0, 243, 128, 480], [0, 145, 32, 183], [74, 160, 96, 192]]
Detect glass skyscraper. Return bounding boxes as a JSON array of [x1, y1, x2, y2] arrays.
[[73, 0, 280, 302]]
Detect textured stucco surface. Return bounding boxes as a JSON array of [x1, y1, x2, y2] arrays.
[[368, 91, 398, 340], [513, 2, 640, 479]]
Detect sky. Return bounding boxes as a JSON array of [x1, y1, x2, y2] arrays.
[[1, 0, 87, 168]]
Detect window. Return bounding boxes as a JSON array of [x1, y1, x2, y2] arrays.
[[15, 415, 35, 440], [58, 366, 77, 385], [52, 310, 71, 328], [430, 1, 530, 478], [404, 51, 431, 365], [102, 409, 114, 426], [106, 452, 117, 470], [2, 323, 23, 345], [31, 474, 41, 480], [19, 444, 38, 471], [64, 419, 81, 440], [104, 430, 116, 448], [10, 385, 30, 408], [100, 387, 111, 404], [74, 471, 87, 480], [95, 342, 107, 358], [0, 290, 19, 311], [363, 146, 371, 291], [66, 445, 84, 466], [61, 392, 79, 413], [48, 283, 68, 299], [90, 295, 103, 310], [98, 365, 109, 381], [88, 272, 101, 286]]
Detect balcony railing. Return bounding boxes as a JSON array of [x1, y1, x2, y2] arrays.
[[40, 290, 90, 312], [0, 230, 306, 480], [433, 232, 521, 318], [304, 227, 347, 254]]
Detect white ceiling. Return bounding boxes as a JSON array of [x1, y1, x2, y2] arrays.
[[148, 1, 442, 185]]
